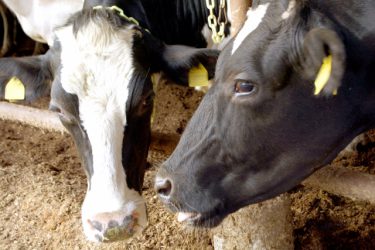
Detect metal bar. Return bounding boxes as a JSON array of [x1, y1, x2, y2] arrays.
[[303, 166, 375, 204]]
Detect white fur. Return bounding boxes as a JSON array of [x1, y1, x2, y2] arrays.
[[227, 0, 233, 25], [2, 0, 84, 45], [231, 3, 270, 55], [281, 0, 296, 20], [56, 20, 146, 227]]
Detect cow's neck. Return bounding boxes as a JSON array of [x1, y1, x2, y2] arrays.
[[140, 0, 222, 47]]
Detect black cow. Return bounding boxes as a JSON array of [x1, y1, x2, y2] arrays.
[[0, 0, 222, 242], [156, 0, 375, 228]]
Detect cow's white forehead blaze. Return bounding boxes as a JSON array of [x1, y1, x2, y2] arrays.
[[231, 3, 270, 55], [56, 21, 147, 235]]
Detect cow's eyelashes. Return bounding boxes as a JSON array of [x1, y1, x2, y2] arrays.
[[234, 81, 257, 97]]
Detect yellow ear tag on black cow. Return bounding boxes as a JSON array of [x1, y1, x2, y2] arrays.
[[314, 55, 335, 95], [188, 64, 209, 87], [4, 77, 25, 101]]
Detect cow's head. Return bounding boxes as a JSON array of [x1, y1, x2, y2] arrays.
[[156, 0, 375, 227], [0, 7, 218, 242], [53, 8, 219, 242]]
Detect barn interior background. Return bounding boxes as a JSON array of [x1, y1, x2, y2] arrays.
[[0, 3, 374, 249]]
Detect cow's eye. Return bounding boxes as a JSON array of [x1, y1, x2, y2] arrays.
[[234, 81, 256, 96]]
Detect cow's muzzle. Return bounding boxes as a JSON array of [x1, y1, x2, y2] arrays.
[[82, 201, 147, 242]]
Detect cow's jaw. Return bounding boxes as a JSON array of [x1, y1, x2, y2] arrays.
[[56, 22, 147, 242]]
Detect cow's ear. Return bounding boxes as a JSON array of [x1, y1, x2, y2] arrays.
[[156, 44, 220, 86], [303, 28, 346, 96], [0, 52, 54, 102]]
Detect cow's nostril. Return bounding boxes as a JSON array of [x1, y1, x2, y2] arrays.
[[155, 178, 172, 197]]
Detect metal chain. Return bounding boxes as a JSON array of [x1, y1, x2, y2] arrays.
[[93, 5, 139, 26], [206, 0, 227, 44]]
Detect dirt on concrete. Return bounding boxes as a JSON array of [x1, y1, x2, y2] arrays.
[[291, 130, 375, 250]]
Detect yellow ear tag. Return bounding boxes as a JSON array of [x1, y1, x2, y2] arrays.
[[314, 55, 332, 95], [4, 77, 25, 101], [188, 64, 209, 87]]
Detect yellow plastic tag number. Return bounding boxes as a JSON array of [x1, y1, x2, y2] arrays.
[[188, 64, 209, 87], [4, 77, 25, 101], [314, 55, 332, 95]]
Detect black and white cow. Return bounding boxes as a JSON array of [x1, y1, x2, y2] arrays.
[[1, 0, 84, 46], [0, 0, 222, 242], [156, 0, 375, 227], [1, 0, 232, 48]]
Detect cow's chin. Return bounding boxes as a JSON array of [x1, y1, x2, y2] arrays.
[[176, 211, 226, 228], [166, 201, 229, 228]]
